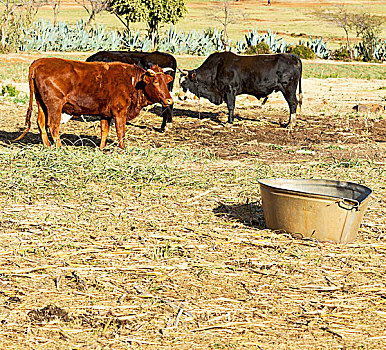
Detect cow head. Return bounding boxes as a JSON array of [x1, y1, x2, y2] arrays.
[[179, 69, 196, 95], [141, 65, 173, 107], [179, 69, 222, 105]]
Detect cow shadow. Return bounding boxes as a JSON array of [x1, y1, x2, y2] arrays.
[[149, 106, 224, 125], [0, 130, 42, 146], [0, 130, 102, 148], [72, 115, 100, 123], [213, 201, 266, 229], [71, 115, 152, 132], [150, 105, 282, 126]]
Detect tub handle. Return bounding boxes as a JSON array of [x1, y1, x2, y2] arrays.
[[339, 198, 359, 211]]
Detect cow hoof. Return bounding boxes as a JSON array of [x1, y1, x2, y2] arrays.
[[280, 121, 289, 128], [280, 120, 296, 129], [281, 122, 296, 130], [281, 113, 297, 129]]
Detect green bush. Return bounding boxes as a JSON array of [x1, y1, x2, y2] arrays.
[[287, 44, 316, 59], [0, 2, 35, 52], [0, 84, 28, 104], [0, 44, 10, 54], [1, 84, 17, 97], [244, 41, 271, 55], [330, 46, 352, 61]]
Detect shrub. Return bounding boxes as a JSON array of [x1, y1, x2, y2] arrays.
[[287, 45, 316, 59], [244, 42, 271, 55], [0, 44, 10, 54], [0, 84, 28, 104], [330, 46, 351, 61], [0, 2, 35, 52], [356, 35, 386, 62], [373, 39, 386, 62], [1, 84, 17, 97]]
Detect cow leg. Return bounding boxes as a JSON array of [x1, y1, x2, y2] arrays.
[[36, 101, 51, 147], [281, 90, 298, 129], [224, 91, 236, 124], [47, 106, 63, 147], [49, 122, 62, 147], [166, 76, 174, 124], [165, 105, 173, 123], [114, 114, 126, 149], [160, 105, 173, 131], [100, 118, 111, 150]]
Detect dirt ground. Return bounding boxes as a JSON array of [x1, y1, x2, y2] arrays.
[[2, 75, 385, 162], [0, 61, 385, 350]]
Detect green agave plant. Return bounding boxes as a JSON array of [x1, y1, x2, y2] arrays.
[[16, 21, 339, 61], [304, 36, 330, 59], [19, 20, 122, 52]]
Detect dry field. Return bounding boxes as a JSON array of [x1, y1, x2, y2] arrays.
[[0, 56, 385, 349], [34, 0, 386, 45]]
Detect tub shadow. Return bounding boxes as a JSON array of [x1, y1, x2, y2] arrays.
[[213, 201, 266, 229]]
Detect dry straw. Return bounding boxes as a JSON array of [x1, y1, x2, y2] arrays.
[[0, 97, 384, 349]]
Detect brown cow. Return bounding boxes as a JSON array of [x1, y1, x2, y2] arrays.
[[14, 58, 173, 149]]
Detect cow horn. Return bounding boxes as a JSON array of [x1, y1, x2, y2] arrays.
[[162, 67, 174, 73], [177, 67, 188, 76], [147, 69, 157, 76]]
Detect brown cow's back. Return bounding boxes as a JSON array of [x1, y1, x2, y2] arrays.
[[30, 58, 143, 118]]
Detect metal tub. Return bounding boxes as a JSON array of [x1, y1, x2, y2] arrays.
[[258, 178, 372, 243]]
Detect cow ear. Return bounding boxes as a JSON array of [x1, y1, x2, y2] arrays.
[[191, 72, 197, 79], [165, 74, 173, 83], [142, 74, 150, 84]]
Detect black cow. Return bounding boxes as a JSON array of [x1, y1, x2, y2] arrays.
[[180, 52, 302, 128], [86, 51, 177, 131]]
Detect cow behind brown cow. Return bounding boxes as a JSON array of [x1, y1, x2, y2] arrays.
[[14, 58, 173, 149]]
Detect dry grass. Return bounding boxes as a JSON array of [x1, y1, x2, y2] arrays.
[[0, 141, 384, 349], [0, 50, 385, 349]]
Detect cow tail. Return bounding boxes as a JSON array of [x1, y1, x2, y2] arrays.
[[298, 61, 303, 113], [14, 65, 34, 142]]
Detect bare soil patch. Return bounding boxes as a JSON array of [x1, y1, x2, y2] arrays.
[[3, 76, 384, 162]]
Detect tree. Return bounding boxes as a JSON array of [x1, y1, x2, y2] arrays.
[[211, 0, 245, 50], [350, 12, 384, 61], [107, 0, 144, 31], [108, 0, 187, 39], [75, 0, 111, 27], [47, 0, 62, 26], [0, 0, 38, 50], [315, 3, 384, 60], [314, 3, 353, 57]]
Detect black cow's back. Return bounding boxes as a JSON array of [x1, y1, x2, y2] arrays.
[[86, 51, 136, 65]]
